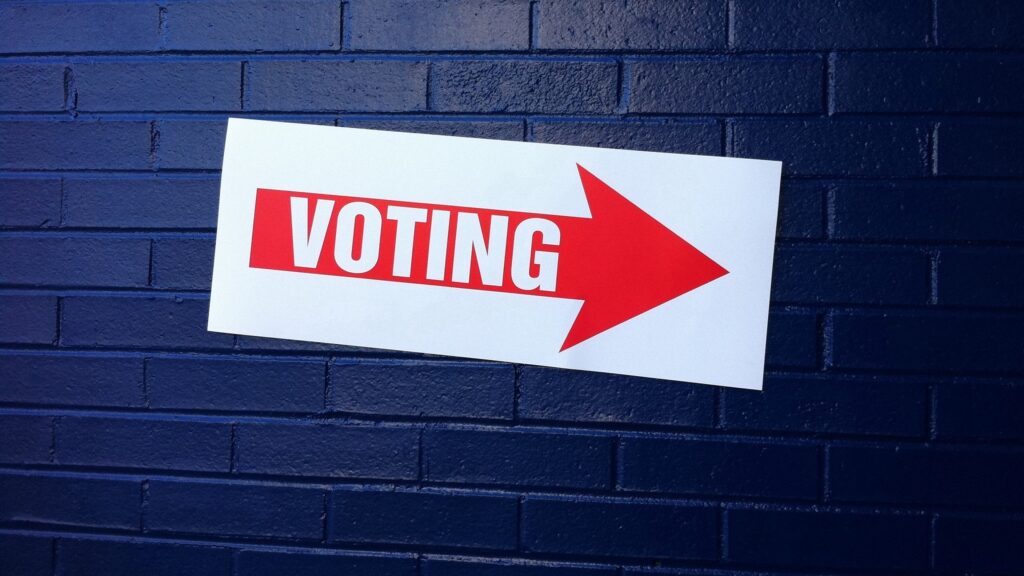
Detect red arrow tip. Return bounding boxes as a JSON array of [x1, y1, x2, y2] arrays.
[[559, 165, 728, 352]]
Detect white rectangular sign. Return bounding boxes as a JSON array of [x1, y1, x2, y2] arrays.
[[209, 119, 781, 389]]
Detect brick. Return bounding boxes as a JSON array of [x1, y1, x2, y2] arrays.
[[938, 0, 1024, 48], [531, 121, 720, 155], [0, 64, 65, 111], [58, 539, 232, 576], [0, 534, 53, 576], [538, 0, 725, 50], [732, 0, 931, 49], [0, 236, 150, 288], [522, 498, 717, 560], [766, 310, 817, 369], [350, 0, 529, 51], [830, 445, 1024, 508], [0, 353, 143, 407], [771, 246, 930, 305], [249, 61, 428, 112], [620, 438, 818, 499], [56, 416, 231, 472], [0, 2, 158, 53], [936, 380, 1024, 441], [937, 121, 1024, 177], [431, 61, 617, 114], [0, 121, 151, 170], [61, 296, 235, 350], [833, 181, 1024, 243], [0, 415, 51, 464], [75, 61, 241, 112], [940, 250, 1024, 308], [147, 479, 324, 540], [835, 54, 1024, 113], [519, 367, 714, 428], [330, 360, 514, 420], [423, 429, 611, 489], [64, 177, 220, 229], [0, 179, 61, 228], [0, 295, 57, 344], [330, 488, 517, 549], [341, 119, 524, 141], [0, 473, 140, 530], [158, 120, 228, 170], [165, 1, 341, 51], [727, 509, 929, 571], [629, 58, 822, 114], [236, 422, 418, 479], [237, 335, 374, 354], [777, 181, 824, 239], [733, 120, 929, 177], [424, 558, 616, 576], [935, 516, 1024, 574], [152, 237, 214, 290], [832, 311, 1024, 373], [148, 356, 325, 412], [722, 375, 927, 437], [236, 549, 416, 576]]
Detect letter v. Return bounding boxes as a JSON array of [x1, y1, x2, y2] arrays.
[[290, 196, 335, 268]]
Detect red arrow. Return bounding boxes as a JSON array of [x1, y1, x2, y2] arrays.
[[248, 164, 728, 351], [555, 164, 728, 350]]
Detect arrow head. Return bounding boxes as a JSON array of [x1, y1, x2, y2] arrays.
[[559, 164, 729, 352]]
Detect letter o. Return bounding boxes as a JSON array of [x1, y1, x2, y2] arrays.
[[334, 201, 382, 274]]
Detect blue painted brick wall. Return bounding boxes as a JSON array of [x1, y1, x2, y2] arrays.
[[1, 1, 1022, 574]]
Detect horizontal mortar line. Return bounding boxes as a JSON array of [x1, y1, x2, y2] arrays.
[[5, 404, 1022, 448], [0, 401, 906, 443], [0, 227, 220, 234], [3, 47, 1024, 61], [0, 465, 962, 515], [0, 230, 215, 239], [10, 169, 1024, 183], [0, 524, 767, 576]]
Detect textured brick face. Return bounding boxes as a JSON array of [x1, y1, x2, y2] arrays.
[[0, 1, 1022, 574]]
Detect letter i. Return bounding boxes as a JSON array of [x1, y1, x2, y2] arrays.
[[426, 210, 451, 281]]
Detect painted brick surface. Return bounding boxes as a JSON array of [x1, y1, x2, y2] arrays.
[[422, 428, 612, 489], [537, 0, 725, 50], [0, 178, 61, 228], [349, 0, 529, 51], [0, 415, 52, 464], [329, 360, 514, 419], [164, 1, 341, 51], [0, 474, 141, 530], [63, 178, 220, 229], [522, 498, 717, 560], [726, 509, 930, 571], [236, 549, 416, 576], [431, 61, 618, 113], [55, 416, 231, 472], [0, 64, 65, 111], [629, 58, 823, 114], [731, 0, 932, 49], [235, 422, 419, 479], [146, 479, 325, 540], [249, 61, 428, 112], [147, 356, 325, 412], [1, 2, 1022, 574], [329, 489, 518, 549], [74, 62, 242, 112], [57, 539, 233, 576], [0, 236, 151, 288], [618, 437, 818, 499], [0, 353, 143, 406], [0, 534, 53, 576]]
